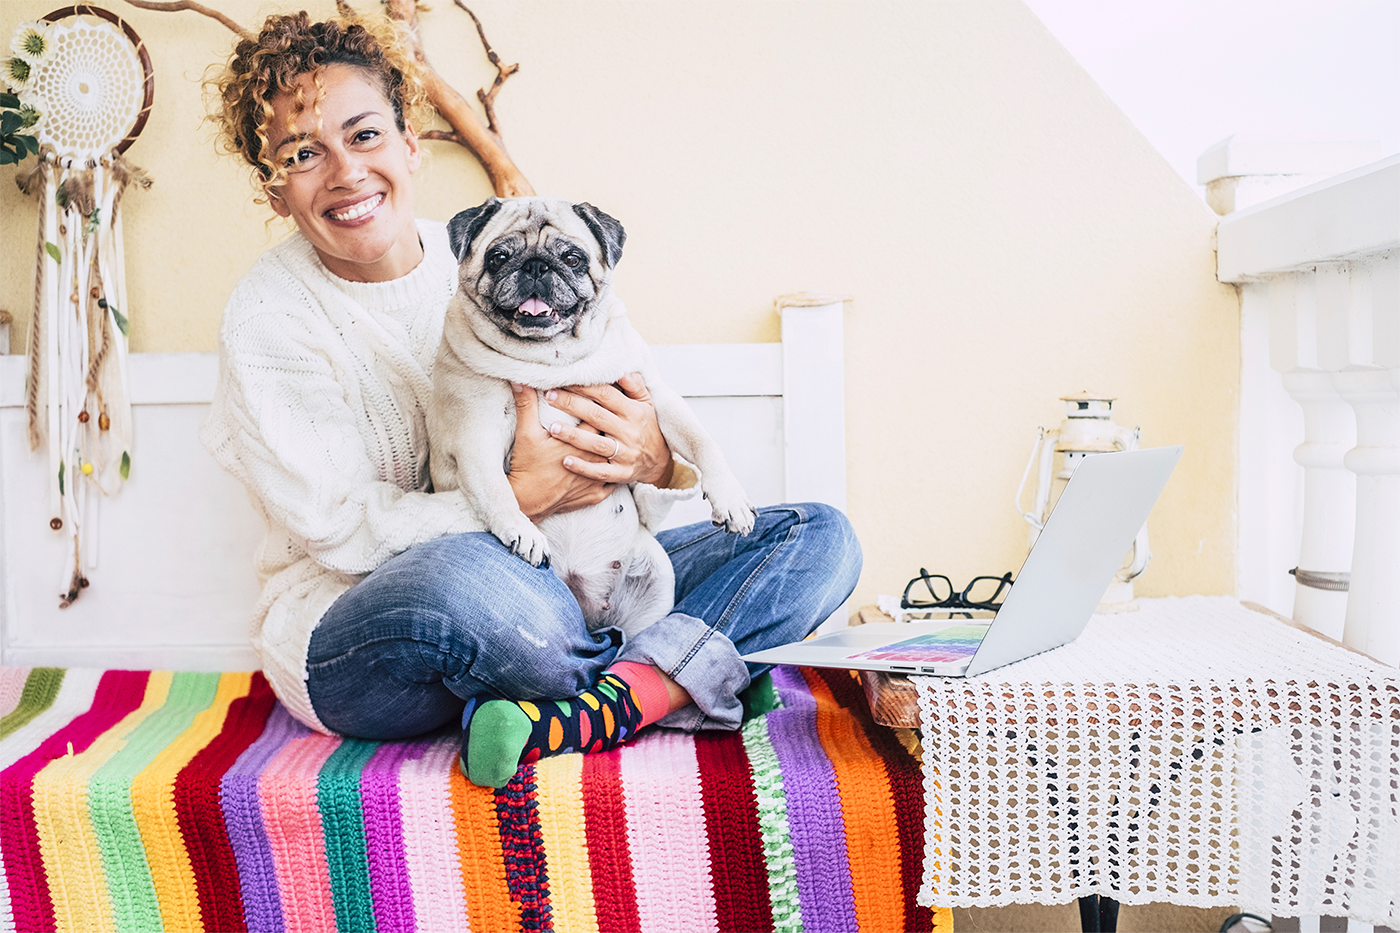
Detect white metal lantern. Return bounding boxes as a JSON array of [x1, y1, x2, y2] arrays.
[[1015, 392, 1150, 610]]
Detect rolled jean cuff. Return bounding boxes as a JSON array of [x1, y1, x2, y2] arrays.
[[616, 611, 751, 732]]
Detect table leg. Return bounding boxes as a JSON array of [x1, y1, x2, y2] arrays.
[[1078, 895, 1120, 932]]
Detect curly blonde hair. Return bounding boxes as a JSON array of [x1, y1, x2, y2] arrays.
[[208, 10, 433, 195]]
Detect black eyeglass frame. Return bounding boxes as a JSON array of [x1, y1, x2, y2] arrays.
[[900, 568, 1014, 614]]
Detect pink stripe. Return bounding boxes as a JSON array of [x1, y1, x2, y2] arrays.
[[0, 668, 32, 719], [398, 736, 470, 933], [620, 732, 719, 933], [259, 731, 342, 933]]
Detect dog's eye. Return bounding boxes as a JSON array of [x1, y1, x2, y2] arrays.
[[485, 249, 510, 273], [562, 251, 585, 269]]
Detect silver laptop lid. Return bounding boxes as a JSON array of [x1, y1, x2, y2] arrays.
[[963, 445, 1182, 677]]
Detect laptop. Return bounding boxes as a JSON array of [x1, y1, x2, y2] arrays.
[[741, 445, 1183, 678]]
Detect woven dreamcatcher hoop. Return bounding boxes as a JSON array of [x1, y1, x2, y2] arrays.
[[20, 4, 153, 606]]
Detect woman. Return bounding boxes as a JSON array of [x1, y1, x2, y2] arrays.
[[203, 10, 861, 788]]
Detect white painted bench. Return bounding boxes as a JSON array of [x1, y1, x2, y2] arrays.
[[0, 299, 847, 670]]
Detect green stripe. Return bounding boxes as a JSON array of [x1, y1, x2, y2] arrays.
[[740, 714, 802, 932], [90, 671, 221, 933], [0, 667, 66, 741], [319, 737, 380, 933]]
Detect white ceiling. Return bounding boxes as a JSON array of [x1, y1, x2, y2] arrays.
[[1023, 0, 1400, 196]]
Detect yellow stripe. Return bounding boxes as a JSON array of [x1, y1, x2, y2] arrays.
[[133, 671, 251, 932], [533, 752, 598, 933], [33, 672, 173, 933]]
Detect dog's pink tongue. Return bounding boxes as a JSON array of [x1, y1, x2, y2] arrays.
[[519, 297, 550, 316]]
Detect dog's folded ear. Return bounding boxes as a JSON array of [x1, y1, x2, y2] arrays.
[[448, 198, 503, 262], [572, 202, 626, 268]]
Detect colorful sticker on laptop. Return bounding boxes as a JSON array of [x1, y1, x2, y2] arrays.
[[850, 626, 988, 663]]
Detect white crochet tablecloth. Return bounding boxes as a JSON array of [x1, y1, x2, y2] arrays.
[[914, 595, 1400, 925]]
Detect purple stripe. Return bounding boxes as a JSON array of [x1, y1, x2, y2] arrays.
[[362, 739, 423, 933], [220, 705, 308, 933], [766, 667, 858, 932]]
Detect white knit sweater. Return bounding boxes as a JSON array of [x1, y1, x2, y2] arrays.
[[201, 220, 693, 733]]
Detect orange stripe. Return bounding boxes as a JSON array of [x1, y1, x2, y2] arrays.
[[450, 767, 519, 932], [803, 669, 905, 933]]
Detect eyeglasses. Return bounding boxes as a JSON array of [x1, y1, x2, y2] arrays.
[[901, 568, 1014, 616]]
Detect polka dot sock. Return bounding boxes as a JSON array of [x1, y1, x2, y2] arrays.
[[461, 664, 671, 788]]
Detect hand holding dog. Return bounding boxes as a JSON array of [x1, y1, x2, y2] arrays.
[[507, 383, 617, 521], [547, 373, 675, 489]]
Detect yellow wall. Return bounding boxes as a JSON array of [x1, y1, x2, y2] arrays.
[[0, 0, 1240, 605]]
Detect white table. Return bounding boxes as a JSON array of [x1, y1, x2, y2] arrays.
[[906, 596, 1399, 928]]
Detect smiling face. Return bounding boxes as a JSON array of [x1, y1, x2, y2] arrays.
[[267, 64, 423, 283]]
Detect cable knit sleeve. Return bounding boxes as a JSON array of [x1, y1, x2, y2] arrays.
[[201, 261, 481, 578]]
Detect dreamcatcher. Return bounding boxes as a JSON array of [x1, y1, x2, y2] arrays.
[[11, 5, 153, 607]]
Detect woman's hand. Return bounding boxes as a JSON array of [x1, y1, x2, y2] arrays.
[[505, 375, 676, 521], [506, 384, 615, 522], [544, 373, 675, 488]]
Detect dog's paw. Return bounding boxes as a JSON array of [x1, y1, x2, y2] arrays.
[[495, 523, 551, 567], [708, 498, 757, 536], [703, 475, 757, 535]]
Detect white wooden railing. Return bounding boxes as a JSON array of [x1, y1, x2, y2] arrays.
[[1214, 145, 1400, 662], [1209, 137, 1398, 933]]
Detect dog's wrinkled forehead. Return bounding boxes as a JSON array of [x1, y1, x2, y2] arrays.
[[447, 197, 624, 268]]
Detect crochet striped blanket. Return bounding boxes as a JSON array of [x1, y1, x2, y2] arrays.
[[0, 664, 949, 932]]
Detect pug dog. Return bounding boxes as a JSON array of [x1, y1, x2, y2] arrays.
[[427, 196, 756, 638]]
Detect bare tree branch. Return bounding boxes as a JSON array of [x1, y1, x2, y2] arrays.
[[385, 0, 533, 197], [121, 0, 249, 38], [454, 0, 519, 136], [420, 129, 465, 145]]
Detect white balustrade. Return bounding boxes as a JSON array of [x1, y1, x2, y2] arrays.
[[1214, 145, 1400, 661]]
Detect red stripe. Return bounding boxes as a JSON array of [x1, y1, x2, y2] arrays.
[[813, 667, 934, 932], [580, 748, 640, 933], [694, 729, 773, 933], [0, 670, 150, 933], [173, 672, 277, 933]]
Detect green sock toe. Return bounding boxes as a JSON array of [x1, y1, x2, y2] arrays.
[[464, 699, 533, 788]]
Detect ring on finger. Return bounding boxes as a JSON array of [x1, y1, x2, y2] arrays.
[[606, 436, 621, 462]]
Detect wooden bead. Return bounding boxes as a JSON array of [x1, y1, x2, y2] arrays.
[[77, 411, 89, 423], [49, 517, 62, 530], [98, 412, 110, 431]]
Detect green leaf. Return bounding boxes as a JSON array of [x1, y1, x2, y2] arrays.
[[45, 242, 60, 263], [119, 452, 130, 480], [58, 460, 64, 495], [0, 111, 20, 135], [0, 149, 15, 166], [0, 92, 19, 110], [22, 135, 39, 155], [111, 305, 129, 336]]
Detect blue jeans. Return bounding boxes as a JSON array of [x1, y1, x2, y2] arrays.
[[305, 503, 861, 739]]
